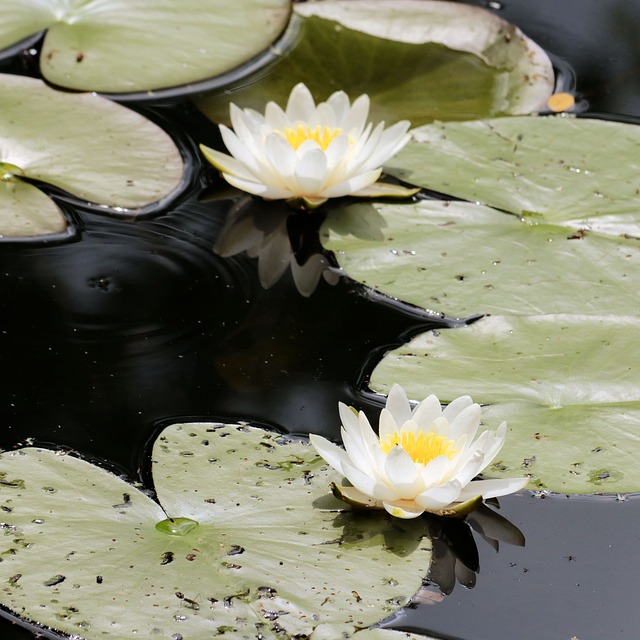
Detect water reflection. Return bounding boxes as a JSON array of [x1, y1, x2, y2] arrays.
[[422, 501, 525, 597], [319, 492, 525, 606], [210, 193, 340, 297]]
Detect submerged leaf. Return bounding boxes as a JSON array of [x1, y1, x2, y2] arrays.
[[0, 423, 431, 638], [197, 0, 553, 127], [321, 200, 640, 318], [0, 73, 184, 238], [371, 314, 640, 493], [0, 0, 292, 94]]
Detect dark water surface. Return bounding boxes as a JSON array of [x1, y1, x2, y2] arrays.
[[1, 0, 640, 638]]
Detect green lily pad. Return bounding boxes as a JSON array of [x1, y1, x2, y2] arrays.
[[0, 73, 184, 238], [0, 0, 292, 94], [370, 314, 640, 494], [386, 116, 640, 237], [321, 200, 640, 318], [196, 0, 553, 127], [0, 175, 67, 238], [0, 423, 432, 638]]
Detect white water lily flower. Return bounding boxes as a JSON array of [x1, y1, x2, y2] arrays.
[[310, 384, 528, 519], [200, 83, 416, 209]]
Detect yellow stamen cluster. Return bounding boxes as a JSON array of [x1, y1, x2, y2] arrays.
[[279, 124, 341, 151], [380, 430, 458, 465]]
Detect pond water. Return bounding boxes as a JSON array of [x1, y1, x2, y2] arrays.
[[1, 0, 640, 638]]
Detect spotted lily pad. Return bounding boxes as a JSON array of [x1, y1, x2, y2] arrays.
[[0, 423, 432, 638], [0, 0, 291, 94], [321, 200, 640, 318], [0, 73, 184, 238], [385, 116, 640, 237], [370, 314, 640, 494], [196, 0, 553, 127]]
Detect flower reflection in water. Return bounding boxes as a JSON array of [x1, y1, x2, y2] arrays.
[[322, 493, 525, 618], [212, 195, 340, 297]]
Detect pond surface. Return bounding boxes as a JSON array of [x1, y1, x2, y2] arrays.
[[1, 0, 640, 638]]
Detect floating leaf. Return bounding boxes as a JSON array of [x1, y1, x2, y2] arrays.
[[197, 0, 553, 127], [370, 314, 640, 494], [0, 175, 67, 239], [0, 73, 184, 238], [0, 423, 432, 638], [0, 0, 292, 94], [386, 116, 640, 237], [321, 200, 640, 318]]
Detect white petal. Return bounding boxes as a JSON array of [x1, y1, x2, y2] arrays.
[[415, 480, 463, 512], [358, 411, 387, 468], [311, 102, 336, 128], [427, 416, 451, 437], [286, 83, 316, 122], [383, 500, 425, 519], [320, 168, 381, 198], [478, 423, 508, 468], [338, 402, 360, 435], [343, 93, 370, 136], [342, 461, 398, 502], [326, 90, 351, 125], [342, 426, 377, 477], [242, 107, 268, 133], [448, 403, 481, 442], [199, 144, 258, 183], [264, 133, 297, 182], [224, 174, 290, 199], [378, 408, 399, 441], [383, 446, 421, 498], [219, 125, 262, 175], [324, 134, 350, 170], [347, 122, 385, 172], [452, 450, 486, 487], [365, 121, 412, 169], [294, 148, 329, 195], [456, 477, 529, 501], [411, 394, 443, 430], [385, 384, 413, 427], [442, 395, 474, 422], [352, 182, 420, 199], [421, 454, 454, 487], [309, 433, 349, 476], [229, 104, 264, 149], [264, 101, 289, 130]]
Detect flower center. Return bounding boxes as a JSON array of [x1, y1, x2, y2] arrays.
[[279, 124, 342, 151], [380, 430, 458, 465]]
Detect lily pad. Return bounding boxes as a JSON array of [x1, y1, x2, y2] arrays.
[[196, 0, 553, 127], [0, 73, 184, 238], [0, 0, 292, 94], [386, 116, 640, 237], [370, 314, 640, 494], [321, 200, 640, 318], [0, 423, 432, 638]]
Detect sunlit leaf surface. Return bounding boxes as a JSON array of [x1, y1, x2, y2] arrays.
[[386, 116, 640, 237], [197, 0, 553, 127], [0, 423, 432, 638], [321, 200, 640, 318], [0, 73, 184, 238], [371, 314, 640, 493], [0, 175, 67, 238], [0, 0, 291, 93]]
